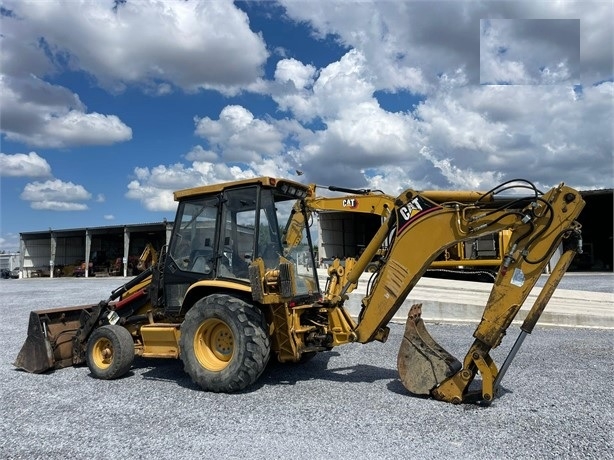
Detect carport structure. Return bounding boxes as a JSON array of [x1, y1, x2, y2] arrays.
[[19, 221, 172, 278]]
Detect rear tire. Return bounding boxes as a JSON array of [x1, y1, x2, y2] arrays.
[[86, 325, 134, 380], [180, 294, 270, 392]]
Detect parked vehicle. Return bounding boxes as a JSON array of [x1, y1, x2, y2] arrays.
[[1, 268, 19, 279]]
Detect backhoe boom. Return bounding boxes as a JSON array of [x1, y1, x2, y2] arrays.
[[321, 181, 584, 403]]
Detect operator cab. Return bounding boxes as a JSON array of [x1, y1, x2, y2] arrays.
[[161, 178, 320, 313]]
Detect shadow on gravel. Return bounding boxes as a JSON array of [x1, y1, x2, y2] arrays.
[[134, 351, 401, 393], [259, 352, 399, 388], [132, 357, 202, 391], [124, 352, 419, 395], [386, 375, 515, 405]]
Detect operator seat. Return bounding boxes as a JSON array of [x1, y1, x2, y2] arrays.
[[261, 244, 280, 268], [189, 247, 213, 274]]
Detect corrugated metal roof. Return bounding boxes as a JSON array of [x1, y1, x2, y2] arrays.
[[20, 221, 171, 237]]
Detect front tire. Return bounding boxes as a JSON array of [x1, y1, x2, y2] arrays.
[[86, 325, 134, 380], [180, 294, 270, 392]]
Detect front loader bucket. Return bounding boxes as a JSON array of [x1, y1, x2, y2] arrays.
[[397, 304, 462, 395], [14, 305, 95, 373], [13, 311, 55, 373]]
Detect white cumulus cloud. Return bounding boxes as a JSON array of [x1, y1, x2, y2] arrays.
[[0, 152, 52, 177], [20, 179, 92, 211]]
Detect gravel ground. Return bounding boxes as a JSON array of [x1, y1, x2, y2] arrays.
[[1, 277, 612, 460]]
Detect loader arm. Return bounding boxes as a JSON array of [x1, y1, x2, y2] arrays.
[[324, 181, 584, 403]]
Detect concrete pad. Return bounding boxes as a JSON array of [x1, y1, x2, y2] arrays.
[[317, 269, 614, 329]]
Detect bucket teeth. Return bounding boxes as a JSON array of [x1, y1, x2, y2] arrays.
[[397, 304, 462, 395]]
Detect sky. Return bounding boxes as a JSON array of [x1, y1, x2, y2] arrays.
[[1, 0, 613, 252]]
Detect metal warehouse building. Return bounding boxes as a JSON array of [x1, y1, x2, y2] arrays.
[[17, 221, 172, 278], [14, 189, 613, 278]]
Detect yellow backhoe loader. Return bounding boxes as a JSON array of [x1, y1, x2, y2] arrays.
[[14, 177, 584, 404]]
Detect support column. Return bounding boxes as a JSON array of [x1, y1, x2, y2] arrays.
[[50, 232, 57, 278], [85, 229, 92, 278], [123, 226, 130, 277], [19, 236, 25, 279]]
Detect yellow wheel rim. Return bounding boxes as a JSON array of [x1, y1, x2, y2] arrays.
[[92, 337, 114, 370], [193, 318, 234, 371]]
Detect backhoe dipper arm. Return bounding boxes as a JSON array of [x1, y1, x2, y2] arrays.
[[282, 184, 392, 251], [344, 182, 583, 403]]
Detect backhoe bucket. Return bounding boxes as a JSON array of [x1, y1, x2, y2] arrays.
[[397, 304, 462, 395], [14, 305, 95, 373]]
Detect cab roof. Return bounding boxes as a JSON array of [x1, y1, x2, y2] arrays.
[[173, 176, 309, 201]]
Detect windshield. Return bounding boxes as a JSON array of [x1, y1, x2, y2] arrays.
[[260, 190, 319, 298]]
